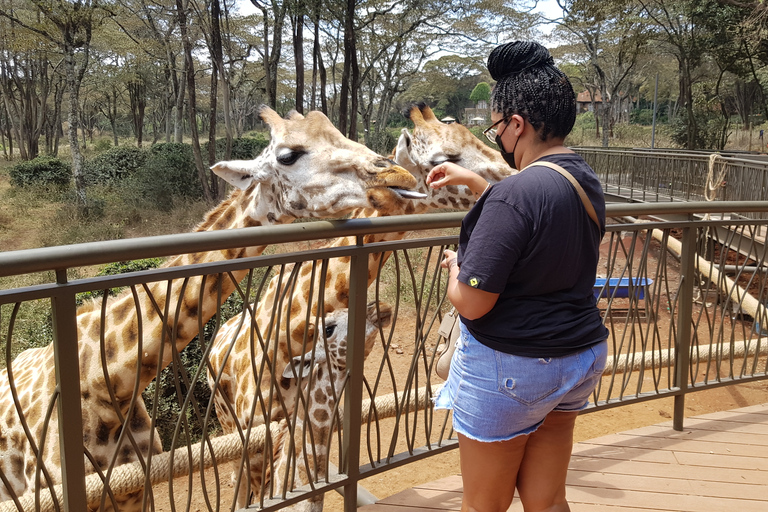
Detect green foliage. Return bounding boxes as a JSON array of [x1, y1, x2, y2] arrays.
[[468, 126, 497, 149], [573, 112, 597, 132], [123, 143, 203, 210], [94, 139, 113, 152], [75, 258, 164, 304], [203, 135, 270, 161], [0, 300, 55, 369], [630, 109, 654, 125], [143, 337, 219, 451], [82, 146, 148, 186], [366, 128, 399, 155], [668, 110, 728, 150], [9, 156, 72, 188], [469, 82, 491, 103], [142, 289, 248, 450]]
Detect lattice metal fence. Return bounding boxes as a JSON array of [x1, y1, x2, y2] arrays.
[[1, 204, 767, 512]]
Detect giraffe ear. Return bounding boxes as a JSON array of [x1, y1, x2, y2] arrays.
[[393, 129, 416, 169], [282, 349, 327, 380], [367, 301, 393, 329], [211, 161, 271, 190]]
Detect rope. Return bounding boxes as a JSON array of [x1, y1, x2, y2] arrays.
[[0, 386, 441, 512], [705, 153, 728, 202]]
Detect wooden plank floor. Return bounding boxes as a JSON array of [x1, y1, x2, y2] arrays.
[[359, 403, 768, 512]]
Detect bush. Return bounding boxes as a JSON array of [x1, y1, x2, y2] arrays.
[[9, 156, 72, 187], [365, 128, 399, 154], [94, 138, 113, 152], [82, 146, 148, 186], [203, 135, 270, 161], [668, 110, 727, 150], [124, 143, 203, 210], [76, 258, 164, 304], [468, 126, 496, 148]]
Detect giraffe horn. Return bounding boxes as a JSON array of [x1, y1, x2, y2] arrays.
[[258, 104, 285, 127], [419, 104, 439, 124], [286, 110, 305, 120], [405, 103, 426, 127]]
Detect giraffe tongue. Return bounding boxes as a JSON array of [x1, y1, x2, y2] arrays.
[[391, 188, 427, 199]]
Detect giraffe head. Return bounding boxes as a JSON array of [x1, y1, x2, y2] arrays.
[[281, 301, 392, 388], [211, 107, 425, 221], [270, 302, 391, 511], [393, 103, 512, 210]]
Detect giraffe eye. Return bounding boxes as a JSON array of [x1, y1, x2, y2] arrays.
[[277, 150, 305, 166], [325, 324, 336, 337]]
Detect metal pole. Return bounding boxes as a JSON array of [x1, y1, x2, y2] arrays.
[[52, 270, 87, 511], [673, 226, 695, 430], [342, 237, 368, 512], [651, 73, 659, 149]]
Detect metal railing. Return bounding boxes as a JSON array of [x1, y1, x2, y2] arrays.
[[576, 148, 768, 212], [1, 202, 768, 512]]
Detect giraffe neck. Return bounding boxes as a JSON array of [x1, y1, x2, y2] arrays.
[[80, 184, 290, 400]]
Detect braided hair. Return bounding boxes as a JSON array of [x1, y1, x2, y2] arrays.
[[488, 41, 576, 141]]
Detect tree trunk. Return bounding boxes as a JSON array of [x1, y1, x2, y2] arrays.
[[209, 0, 231, 177], [174, 63, 186, 143], [339, 0, 356, 135], [176, 0, 213, 203], [64, 45, 86, 205], [209, 65, 218, 167], [128, 76, 147, 148], [293, 12, 304, 113]]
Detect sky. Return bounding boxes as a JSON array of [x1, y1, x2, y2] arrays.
[[235, 0, 564, 22]]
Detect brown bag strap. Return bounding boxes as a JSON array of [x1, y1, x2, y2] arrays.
[[520, 160, 601, 229]]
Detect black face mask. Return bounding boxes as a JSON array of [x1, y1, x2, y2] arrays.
[[496, 132, 519, 169]]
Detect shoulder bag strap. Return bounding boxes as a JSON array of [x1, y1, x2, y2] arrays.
[[520, 160, 600, 229]]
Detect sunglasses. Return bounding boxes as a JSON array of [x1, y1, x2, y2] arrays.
[[482, 118, 509, 145]]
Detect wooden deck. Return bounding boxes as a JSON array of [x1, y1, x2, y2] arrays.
[[359, 403, 768, 512]]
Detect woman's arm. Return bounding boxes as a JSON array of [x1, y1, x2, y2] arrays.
[[441, 250, 499, 320], [426, 162, 490, 199]]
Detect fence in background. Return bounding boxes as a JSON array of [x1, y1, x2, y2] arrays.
[[577, 148, 768, 211], [1, 202, 767, 512]]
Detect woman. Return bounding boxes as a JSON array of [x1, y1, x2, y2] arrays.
[[427, 41, 609, 512]]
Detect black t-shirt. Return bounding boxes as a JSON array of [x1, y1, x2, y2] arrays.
[[456, 153, 609, 357]]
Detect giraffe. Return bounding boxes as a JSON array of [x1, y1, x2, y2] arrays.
[[267, 301, 391, 512], [207, 103, 512, 508], [0, 106, 421, 511]]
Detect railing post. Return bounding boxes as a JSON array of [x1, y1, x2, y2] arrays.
[[51, 269, 87, 511], [342, 236, 368, 512], [673, 226, 695, 431]]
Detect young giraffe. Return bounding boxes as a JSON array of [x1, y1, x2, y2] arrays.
[[0, 106, 420, 510], [207, 103, 511, 508], [268, 302, 391, 512]]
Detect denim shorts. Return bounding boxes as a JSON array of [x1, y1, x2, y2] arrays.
[[434, 322, 608, 443]]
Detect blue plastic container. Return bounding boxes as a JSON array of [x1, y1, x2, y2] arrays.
[[593, 277, 653, 300]]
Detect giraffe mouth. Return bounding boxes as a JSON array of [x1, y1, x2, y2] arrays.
[[389, 187, 427, 199]]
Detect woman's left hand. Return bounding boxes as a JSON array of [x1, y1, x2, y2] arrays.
[[440, 249, 457, 270]]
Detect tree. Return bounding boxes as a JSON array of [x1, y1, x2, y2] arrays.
[[469, 81, 491, 106], [556, 0, 646, 147], [0, 0, 101, 206], [638, 0, 711, 149]]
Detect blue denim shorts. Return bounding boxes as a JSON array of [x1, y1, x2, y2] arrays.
[[434, 322, 608, 443]]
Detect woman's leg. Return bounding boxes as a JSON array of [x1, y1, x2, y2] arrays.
[[515, 410, 579, 512], [457, 432, 528, 512]]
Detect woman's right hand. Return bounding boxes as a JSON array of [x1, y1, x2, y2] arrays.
[[426, 162, 490, 197]]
